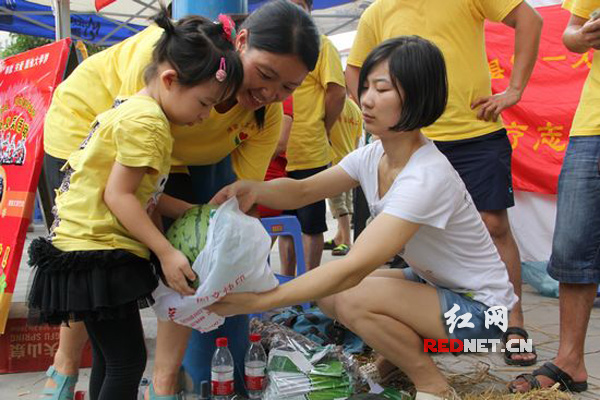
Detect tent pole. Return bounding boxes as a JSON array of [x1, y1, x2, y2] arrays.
[[53, 0, 71, 40]]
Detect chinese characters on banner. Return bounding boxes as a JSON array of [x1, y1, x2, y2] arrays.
[[0, 39, 72, 334], [485, 4, 592, 194]]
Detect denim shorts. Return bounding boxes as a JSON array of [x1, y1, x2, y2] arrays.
[[547, 136, 600, 284], [403, 268, 504, 341]]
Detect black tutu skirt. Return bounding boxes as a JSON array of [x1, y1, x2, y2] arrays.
[[27, 237, 159, 325]]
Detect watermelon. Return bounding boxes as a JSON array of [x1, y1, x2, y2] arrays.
[[166, 204, 218, 288]]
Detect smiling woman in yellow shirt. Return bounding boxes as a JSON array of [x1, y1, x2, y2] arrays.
[[39, 2, 321, 399]]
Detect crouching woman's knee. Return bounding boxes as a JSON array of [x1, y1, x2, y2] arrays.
[[329, 289, 372, 330]]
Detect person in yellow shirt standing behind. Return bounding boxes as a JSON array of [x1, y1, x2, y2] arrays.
[[280, 0, 347, 272], [345, 0, 543, 372], [325, 98, 363, 256], [510, 0, 600, 393]]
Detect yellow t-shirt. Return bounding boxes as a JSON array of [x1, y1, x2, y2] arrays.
[[347, 0, 522, 141], [169, 102, 282, 181], [330, 98, 363, 165], [51, 96, 172, 259], [563, 0, 600, 137], [287, 35, 346, 171], [44, 25, 162, 160], [44, 25, 280, 180]]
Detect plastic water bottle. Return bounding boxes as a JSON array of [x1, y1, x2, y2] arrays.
[[211, 337, 235, 400], [244, 334, 267, 399]]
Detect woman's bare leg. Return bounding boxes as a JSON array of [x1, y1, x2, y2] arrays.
[[319, 275, 450, 395], [149, 319, 192, 397]]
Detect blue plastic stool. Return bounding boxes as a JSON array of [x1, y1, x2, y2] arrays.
[[259, 215, 309, 311]]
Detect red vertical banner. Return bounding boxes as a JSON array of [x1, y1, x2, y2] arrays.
[[0, 39, 72, 334], [485, 5, 592, 194]]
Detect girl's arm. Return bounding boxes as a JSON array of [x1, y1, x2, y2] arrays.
[[104, 162, 196, 296], [157, 194, 194, 220], [208, 212, 421, 316], [211, 165, 358, 212]]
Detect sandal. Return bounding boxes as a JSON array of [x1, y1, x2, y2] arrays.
[[332, 244, 350, 256], [148, 381, 182, 399], [324, 239, 338, 250], [40, 366, 78, 400], [359, 362, 401, 385], [509, 361, 588, 393], [502, 326, 537, 366]]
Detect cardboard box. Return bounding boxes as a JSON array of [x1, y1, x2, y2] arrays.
[[0, 302, 92, 373]]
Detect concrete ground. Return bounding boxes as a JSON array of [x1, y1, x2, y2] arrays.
[[1, 212, 600, 399]]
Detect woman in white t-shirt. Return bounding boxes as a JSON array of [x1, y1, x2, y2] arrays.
[[210, 36, 518, 400]]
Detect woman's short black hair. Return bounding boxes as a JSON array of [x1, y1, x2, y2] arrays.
[[145, 6, 244, 102], [358, 36, 448, 132], [241, 0, 320, 72]]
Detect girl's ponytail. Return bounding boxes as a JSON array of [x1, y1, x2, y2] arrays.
[[151, 5, 176, 37]]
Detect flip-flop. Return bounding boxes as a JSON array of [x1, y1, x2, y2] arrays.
[[332, 244, 350, 256], [324, 239, 338, 250], [502, 326, 537, 366], [509, 361, 588, 393]]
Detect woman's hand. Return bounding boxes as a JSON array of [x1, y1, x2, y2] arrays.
[[207, 292, 268, 316], [580, 16, 600, 50], [158, 247, 197, 296], [471, 87, 522, 122], [210, 180, 260, 212]]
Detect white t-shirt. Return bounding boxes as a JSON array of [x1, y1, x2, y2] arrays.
[[339, 140, 518, 309]]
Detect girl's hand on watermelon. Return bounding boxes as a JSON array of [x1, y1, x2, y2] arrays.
[[160, 248, 197, 296]]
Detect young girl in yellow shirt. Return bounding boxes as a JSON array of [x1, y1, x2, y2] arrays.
[[27, 8, 243, 400]]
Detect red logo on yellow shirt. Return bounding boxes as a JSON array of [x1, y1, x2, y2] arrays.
[[234, 132, 248, 146]]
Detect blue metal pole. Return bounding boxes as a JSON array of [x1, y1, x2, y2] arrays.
[[173, 0, 248, 20]]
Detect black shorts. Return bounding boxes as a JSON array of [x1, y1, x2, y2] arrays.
[[434, 129, 514, 211], [284, 166, 328, 235]]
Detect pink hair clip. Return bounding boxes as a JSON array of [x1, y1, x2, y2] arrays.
[[215, 57, 227, 82]]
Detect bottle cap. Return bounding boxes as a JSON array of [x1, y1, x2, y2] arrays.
[[216, 337, 228, 347], [250, 334, 261, 343]]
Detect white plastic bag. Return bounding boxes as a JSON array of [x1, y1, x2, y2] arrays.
[[152, 197, 279, 332]]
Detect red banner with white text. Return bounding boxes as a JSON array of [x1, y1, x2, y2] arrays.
[[485, 4, 592, 194], [0, 39, 72, 334]]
